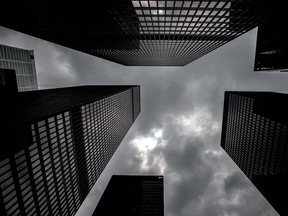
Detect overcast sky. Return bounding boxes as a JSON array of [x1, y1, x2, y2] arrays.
[[1, 26, 287, 216]]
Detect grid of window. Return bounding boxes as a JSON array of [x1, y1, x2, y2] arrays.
[[93, 0, 270, 65], [0, 112, 81, 216], [133, 1, 231, 35], [0, 159, 19, 216], [81, 90, 134, 189], [93, 175, 164, 216], [224, 93, 288, 180], [0, 44, 38, 91], [2, 1, 275, 66], [132, 86, 141, 120], [0, 86, 140, 216]]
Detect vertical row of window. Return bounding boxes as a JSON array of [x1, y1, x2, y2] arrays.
[[133, 86, 141, 119], [0, 158, 19, 216], [32, 113, 81, 216], [0, 111, 82, 216], [226, 94, 246, 168], [16, 75, 37, 92], [225, 93, 288, 180], [81, 90, 134, 189], [139, 180, 164, 214], [0, 45, 32, 62]]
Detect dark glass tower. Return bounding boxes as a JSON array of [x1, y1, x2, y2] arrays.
[[93, 175, 164, 216], [254, 13, 288, 72], [0, 85, 140, 216], [0, 0, 283, 66], [220, 91, 288, 216]]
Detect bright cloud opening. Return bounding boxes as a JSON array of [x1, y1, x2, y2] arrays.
[[131, 129, 166, 172], [176, 109, 220, 136], [132, 129, 164, 152]]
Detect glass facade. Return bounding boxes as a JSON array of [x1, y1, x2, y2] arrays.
[[0, 86, 140, 216], [0, 44, 38, 92], [254, 13, 288, 72], [222, 92, 288, 178], [1, 0, 281, 66], [220, 91, 288, 216], [81, 90, 134, 189], [93, 175, 164, 216], [92, 0, 273, 66]]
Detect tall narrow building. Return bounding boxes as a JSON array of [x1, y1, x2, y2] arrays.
[[93, 175, 164, 216], [0, 85, 140, 216], [1, 0, 283, 66], [220, 91, 288, 216], [0, 44, 38, 91]]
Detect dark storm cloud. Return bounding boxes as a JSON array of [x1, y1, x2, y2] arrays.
[[1, 26, 285, 216], [224, 171, 250, 193], [164, 137, 214, 215]]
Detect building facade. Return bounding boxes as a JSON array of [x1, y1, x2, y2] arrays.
[[0, 69, 19, 95], [254, 13, 288, 72], [0, 85, 140, 216], [220, 91, 288, 216], [0, 44, 38, 91], [1, 0, 283, 66], [93, 175, 164, 216]]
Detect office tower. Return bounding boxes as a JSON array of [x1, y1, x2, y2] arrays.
[[0, 85, 140, 216], [254, 14, 288, 72], [0, 44, 38, 91], [220, 91, 288, 216], [93, 175, 164, 216], [0, 0, 283, 66]]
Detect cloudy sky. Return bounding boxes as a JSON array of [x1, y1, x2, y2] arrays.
[[1, 25, 287, 216]]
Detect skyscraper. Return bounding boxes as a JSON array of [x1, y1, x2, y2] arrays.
[[0, 85, 140, 216], [93, 175, 164, 216], [0, 0, 283, 66], [254, 13, 288, 72], [0, 44, 38, 91], [220, 91, 288, 216]]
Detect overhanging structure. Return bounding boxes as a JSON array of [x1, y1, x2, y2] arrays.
[[1, 0, 283, 66]]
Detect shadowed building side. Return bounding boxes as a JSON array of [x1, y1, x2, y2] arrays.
[[1, 0, 284, 66], [93, 175, 164, 216], [220, 91, 288, 216], [254, 13, 288, 72], [0, 85, 140, 216]]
